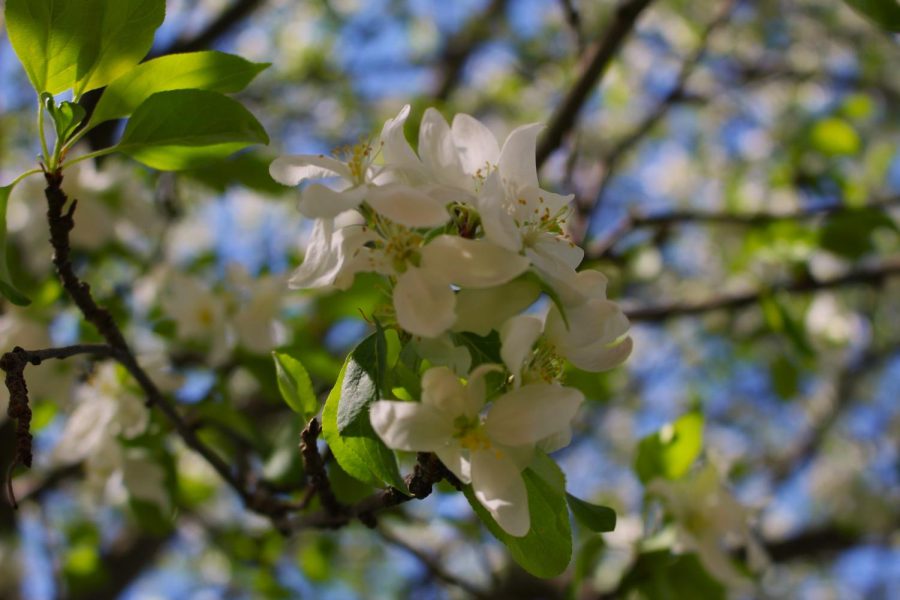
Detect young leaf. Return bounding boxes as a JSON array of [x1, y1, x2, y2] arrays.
[[321, 358, 406, 491], [71, 0, 166, 96], [117, 89, 269, 171], [635, 412, 703, 484], [5, 0, 87, 94], [566, 493, 617, 533], [337, 327, 387, 433], [0, 185, 31, 306], [42, 94, 86, 144], [89, 51, 270, 128], [272, 351, 318, 419], [464, 457, 572, 578]]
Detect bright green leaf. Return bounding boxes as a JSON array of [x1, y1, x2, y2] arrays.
[[810, 117, 861, 157], [0, 185, 31, 306], [71, 0, 166, 96], [272, 351, 318, 418], [844, 0, 900, 31], [117, 89, 269, 171], [42, 94, 86, 144], [464, 455, 572, 578], [337, 327, 386, 433], [566, 494, 617, 533], [5, 0, 88, 94], [635, 412, 703, 484], [89, 51, 269, 127], [321, 357, 406, 491]]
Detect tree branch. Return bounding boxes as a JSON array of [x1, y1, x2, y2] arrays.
[[432, 0, 509, 101], [624, 256, 900, 323], [586, 196, 900, 259], [536, 0, 655, 168], [41, 170, 291, 529], [299, 417, 345, 519], [576, 1, 735, 241], [378, 526, 491, 599]]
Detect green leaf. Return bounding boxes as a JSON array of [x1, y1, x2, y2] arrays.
[[4, 0, 164, 96], [566, 494, 617, 532], [464, 455, 572, 578], [42, 94, 86, 143], [71, 0, 166, 96], [272, 351, 318, 419], [819, 207, 898, 260], [809, 117, 861, 157], [618, 550, 726, 600], [635, 412, 703, 484], [5, 0, 87, 94], [337, 327, 386, 433], [0, 185, 31, 306], [89, 51, 269, 127], [321, 356, 406, 491], [117, 89, 269, 171], [844, 0, 900, 31]]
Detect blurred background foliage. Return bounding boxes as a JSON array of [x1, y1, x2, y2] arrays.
[[0, 0, 899, 598]]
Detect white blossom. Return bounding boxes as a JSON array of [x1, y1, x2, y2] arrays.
[[370, 366, 583, 536]]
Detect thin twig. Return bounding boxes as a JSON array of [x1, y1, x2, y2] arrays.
[[378, 526, 491, 599], [586, 195, 900, 259], [576, 0, 736, 241], [432, 0, 509, 101], [536, 0, 656, 167], [624, 256, 900, 323], [300, 417, 346, 520]]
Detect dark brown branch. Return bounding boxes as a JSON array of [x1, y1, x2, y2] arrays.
[[378, 526, 491, 599], [42, 170, 291, 530], [1, 344, 115, 507], [292, 453, 450, 530], [624, 256, 900, 322], [300, 417, 345, 519], [432, 0, 509, 101], [576, 1, 735, 241], [557, 0, 585, 50], [155, 0, 268, 56], [536, 0, 655, 168]]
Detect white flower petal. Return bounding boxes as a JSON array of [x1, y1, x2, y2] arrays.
[[498, 123, 542, 190], [564, 335, 633, 372], [537, 427, 572, 454], [436, 445, 471, 484], [530, 234, 584, 271], [419, 108, 465, 186], [269, 154, 352, 185], [453, 279, 541, 336], [484, 384, 583, 447], [421, 235, 530, 289], [500, 315, 543, 382], [471, 449, 530, 537], [366, 183, 450, 228], [369, 401, 453, 451], [380, 105, 423, 177], [548, 298, 630, 350], [393, 267, 457, 337], [289, 219, 372, 290], [298, 184, 366, 219], [421, 366, 469, 415], [465, 364, 503, 416], [451, 113, 500, 175], [476, 173, 522, 252]]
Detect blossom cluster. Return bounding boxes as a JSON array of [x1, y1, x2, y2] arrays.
[[272, 107, 632, 535]]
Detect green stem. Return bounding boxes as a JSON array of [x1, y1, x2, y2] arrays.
[[2, 169, 43, 190], [62, 146, 119, 169], [37, 100, 52, 170]]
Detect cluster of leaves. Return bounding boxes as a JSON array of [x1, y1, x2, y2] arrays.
[[1, 0, 269, 304]]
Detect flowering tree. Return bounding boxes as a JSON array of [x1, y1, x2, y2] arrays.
[[0, 0, 898, 598]]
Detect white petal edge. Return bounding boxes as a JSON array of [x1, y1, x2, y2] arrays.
[[499, 315, 543, 383], [366, 183, 450, 228], [369, 401, 453, 451], [269, 154, 352, 185], [393, 267, 457, 338], [484, 384, 583, 447], [421, 235, 530, 289], [451, 113, 500, 176], [471, 449, 530, 537]]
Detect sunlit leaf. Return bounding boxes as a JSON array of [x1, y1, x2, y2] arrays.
[[635, 412, 703, 483]]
